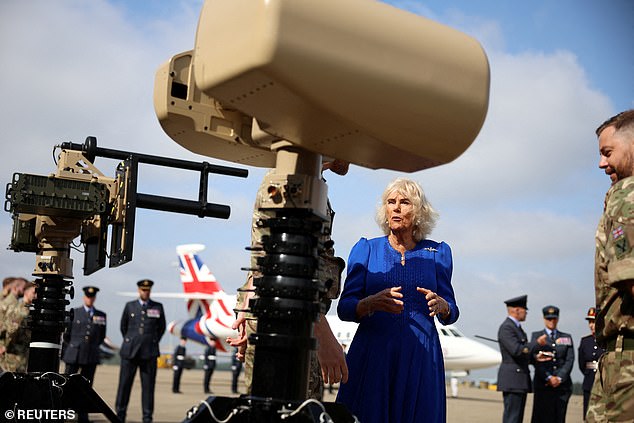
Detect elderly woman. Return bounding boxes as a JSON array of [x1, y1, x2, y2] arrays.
[[336, 178, 459, 423]]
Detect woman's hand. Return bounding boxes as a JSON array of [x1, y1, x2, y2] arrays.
[[417, 287, 450, 319], [357, 286, 404, 318]]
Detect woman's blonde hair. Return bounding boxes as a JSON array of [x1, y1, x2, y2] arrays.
[[376, 178, 438, 242]]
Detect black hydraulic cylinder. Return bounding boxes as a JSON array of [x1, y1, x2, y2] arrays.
[[27, 276, 70, 373], [249, 210, 324, 400]]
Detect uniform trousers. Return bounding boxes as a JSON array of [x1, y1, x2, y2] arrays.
[[65, 362, 97, 386], [115, 357, 157, 423], [530, 387, 571, 423], [503, 392, 527, 423], [583, 390, 591, 420], [587, 350, 634, 422], [231, 361, 242, 393], [172, 365, 183, 393], [203, 362, 215, 392]]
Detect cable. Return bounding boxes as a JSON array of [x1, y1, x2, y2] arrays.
[[198, 399, 244, 423], [280, 398, 332, 421]]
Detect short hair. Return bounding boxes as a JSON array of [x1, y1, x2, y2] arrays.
[[596, 109, 634, 141], [2, 277, 16, 289], [376, 178, 438, 242]]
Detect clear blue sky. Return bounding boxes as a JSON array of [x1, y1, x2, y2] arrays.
[[1, 1, 632, 386]]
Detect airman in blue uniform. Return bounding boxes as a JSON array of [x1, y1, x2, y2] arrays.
[[230, 346, 242, 394], [62, 286, 106, 423], [172, 336, 187, 393], [202, 339, 217, 394], [497, 295, 544, 423], [578, 307, 604, 420], [115, 279, 166, 423], [529, 305, 575, 423]]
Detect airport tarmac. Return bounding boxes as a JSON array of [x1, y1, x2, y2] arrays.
[[86, 364, 584, 422]]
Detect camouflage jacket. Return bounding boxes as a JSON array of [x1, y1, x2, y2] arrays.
[[0, 298, 30, 372], [0, 292, 19, 347], [594, 176, 634, 344]]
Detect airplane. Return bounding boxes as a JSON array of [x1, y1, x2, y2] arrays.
[[165, 244, 238, 352], [326, 314, 501, 397], [325, 315, 501, 374], [155, 245, 501, 381]]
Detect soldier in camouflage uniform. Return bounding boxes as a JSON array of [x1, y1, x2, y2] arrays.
[[587, 109, 634, 422], [0, 281, 35, 372], [0, 277, 27, 365], [230, 160, 349, 400]]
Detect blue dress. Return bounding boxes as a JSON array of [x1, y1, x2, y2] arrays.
[[336, 236, 459, 423]]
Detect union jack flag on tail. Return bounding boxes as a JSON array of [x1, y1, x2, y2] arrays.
[[167, 244, 238, 352]]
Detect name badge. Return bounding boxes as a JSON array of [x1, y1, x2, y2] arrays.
[[147, 308, 161, 318], [93, 315, 106, 325], [556, 337, 572, 345]]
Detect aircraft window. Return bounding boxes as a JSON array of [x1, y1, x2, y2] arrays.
[[449, 329, 462, 337], [440, 329, 449, 336]]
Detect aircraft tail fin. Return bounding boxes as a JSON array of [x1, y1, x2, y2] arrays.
[[177, 244, 223, 319]]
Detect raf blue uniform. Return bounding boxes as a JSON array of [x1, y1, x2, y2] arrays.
[[62, 286, 106, 423], [203, 342, 216, 394], [497, 295, 537, 423], [530, 306, 574, 423], [62, 287, 106, 382], [578, 307, 604, 419], [172, 339, 186, 393], [231, 346, 242, 394], [115, 280, 166, 423]]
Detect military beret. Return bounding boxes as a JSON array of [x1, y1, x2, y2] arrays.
[[585, 307, 596, 321], [542, 305, 559, 319], [82, 286, 99, 297], [504, 295, 528, 309], [137, 279, 154, 290]]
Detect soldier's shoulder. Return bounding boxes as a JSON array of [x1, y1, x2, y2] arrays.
[[606, 177, 634, 217], [7, 300, 28, 318], [0, 293, 17, 308], [498, 318, 512, 328]]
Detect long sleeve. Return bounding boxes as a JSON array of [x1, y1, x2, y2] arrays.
[[98, 311, 107, 345], [435, 242, 458, 325], [337, 238, 370, 322], [499, 321, 530, 359], [158, 304, 166, 341], [120, 303, 129, 336]]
